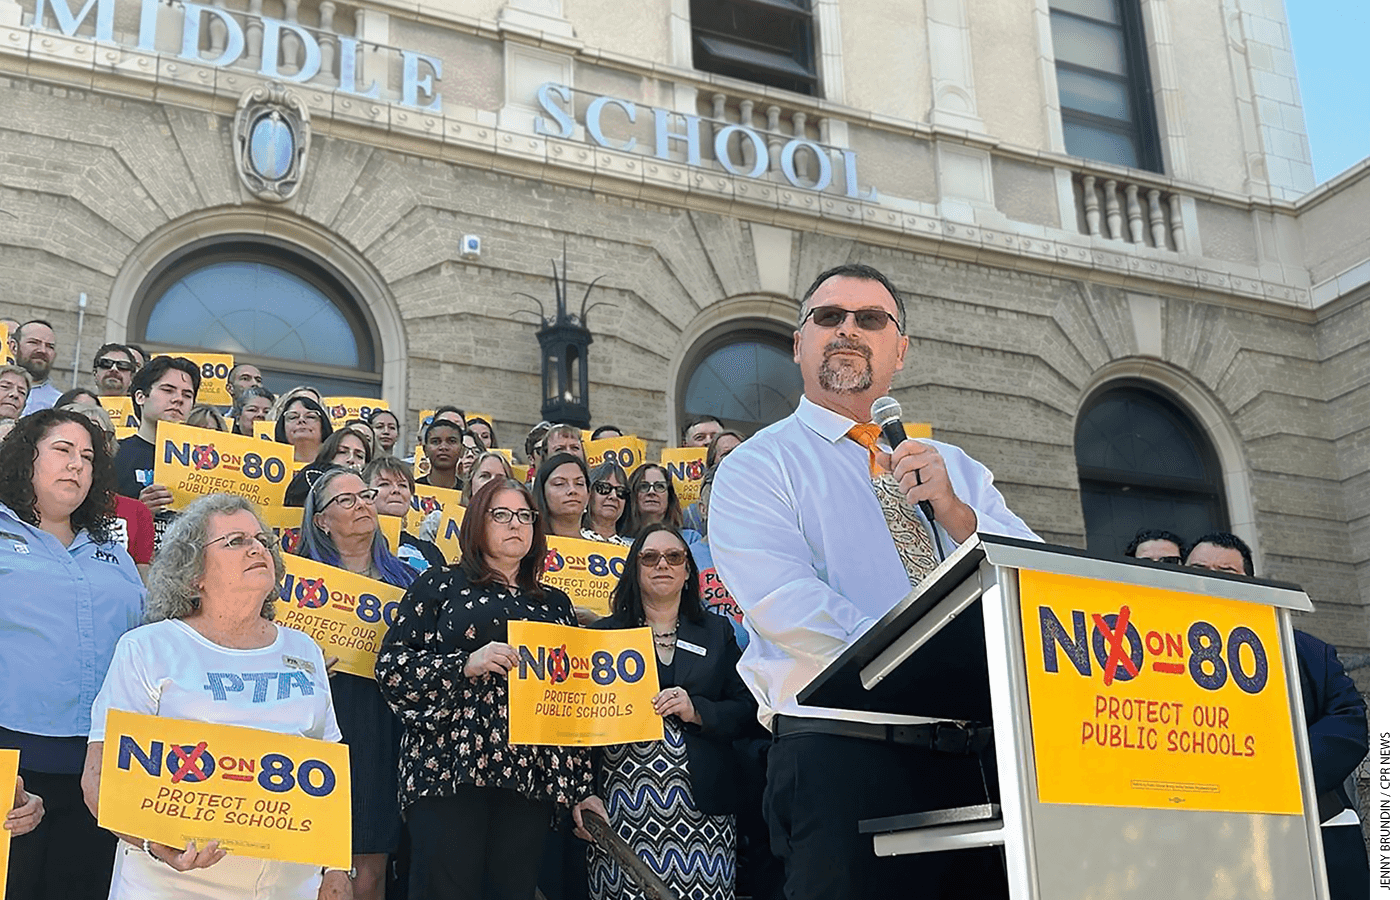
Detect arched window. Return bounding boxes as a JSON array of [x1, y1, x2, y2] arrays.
[[132, 238, 382, 397], [679, 325, 802, 438], [1075, 381, 1228, 557]]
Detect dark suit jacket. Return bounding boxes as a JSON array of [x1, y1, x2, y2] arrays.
[[593, 610, 757, 815], [1294, 629, 1368, 900]]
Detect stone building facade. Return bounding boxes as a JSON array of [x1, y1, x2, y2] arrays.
[[0, 0, 1369, 666]]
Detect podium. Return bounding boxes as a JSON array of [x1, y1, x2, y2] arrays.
[[799, 534, 1331, 899]]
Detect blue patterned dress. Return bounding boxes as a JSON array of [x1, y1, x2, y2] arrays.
[[586, 708, 736, 899]]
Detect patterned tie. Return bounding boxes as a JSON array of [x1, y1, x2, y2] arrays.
[[847, 424, 940, 585]]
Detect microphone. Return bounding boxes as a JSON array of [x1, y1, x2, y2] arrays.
[[871, 396, 946, 561]]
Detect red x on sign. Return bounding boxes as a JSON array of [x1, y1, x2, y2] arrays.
[[1091, 605, 1139, 687], [170, 742, 210, 784]]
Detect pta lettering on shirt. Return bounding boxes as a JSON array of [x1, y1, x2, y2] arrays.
[[203, 671, 315, 702]]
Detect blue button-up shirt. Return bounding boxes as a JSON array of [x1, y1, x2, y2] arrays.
[[0, 503, 145, 762]]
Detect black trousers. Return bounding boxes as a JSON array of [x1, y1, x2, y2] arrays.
[[406, 786, 552, 900], [5, 769, 116, 900], [764, 731, 1002, 900]]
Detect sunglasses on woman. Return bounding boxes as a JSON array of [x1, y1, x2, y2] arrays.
[[592, 482, 629, 499], [638, 549, 687, 568]]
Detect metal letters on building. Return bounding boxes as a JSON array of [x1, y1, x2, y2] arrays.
[[233, 84, 311, 203]]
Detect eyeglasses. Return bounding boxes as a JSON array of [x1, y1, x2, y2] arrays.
[[205, 531, 277, 552], [94, 358, 135, 372], [488, 507, 539, 525], [592, 482, 629, 499], [316, 488, 379, 511], [1152, 556, 1184, 565], [803, 305, 899, 332], [284, 411, 322, 424], [638, 549, 687, 568], [635, 481, 668, 495]]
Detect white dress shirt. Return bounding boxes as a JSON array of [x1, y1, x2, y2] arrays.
[[709, 396, 1040, 728]]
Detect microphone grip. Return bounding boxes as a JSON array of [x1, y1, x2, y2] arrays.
[[879, 419, 946, 562]]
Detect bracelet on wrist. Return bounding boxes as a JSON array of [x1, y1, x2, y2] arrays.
[[322, 865, 358, 879], [142, 838, 164, 865]]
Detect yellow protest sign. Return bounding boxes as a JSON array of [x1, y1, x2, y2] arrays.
[[512, 465, 531, 482], [253, 419, 276, 442], [583, 436, 647, 475], [153, 421, 296, 511], [435, 506, 465, 566], [98, 709, 349, 869], [172, 353, 236, 407], [1019, 570, 1302, 815], [0, 748, 16, 888], [507, 621, 661, 746], [404, 485, 462, 544], [263, 506, 304, 556], [99, 395, 141, 441], [905, 422, 933, 440], [542, 535, 628, 616], [660, 447, 707, 506], [322, 397, 388, 430], [274, 556, 405, 680], [411, 446, 430, 480], [379, 516, 401, 553], [0, 323, 11, 365]]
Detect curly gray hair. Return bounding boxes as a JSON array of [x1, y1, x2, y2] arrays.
[[145, 493, 286, 624]]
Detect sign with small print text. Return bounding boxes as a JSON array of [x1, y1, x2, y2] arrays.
[[1020, 570, 1301, 815], [99, 396, 141, 441], [153, 421, 296, 511], [97, 710, 350, 869], [321, 397, 388, 430], [173, 353, 237, 407], [541, 535, 629, 617], [274, 556, 405, 680], [507, 621, 661, 746]]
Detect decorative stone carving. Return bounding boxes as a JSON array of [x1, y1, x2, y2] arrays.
[[233, 83, 311, 202]]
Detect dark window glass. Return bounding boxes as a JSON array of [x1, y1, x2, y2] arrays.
[[690, 0, 818, 96], [1076, 383, 1228, 558], [682, 334, 802, 437], [135, 240, 381, 397], [1049, 0, 1161, 172]]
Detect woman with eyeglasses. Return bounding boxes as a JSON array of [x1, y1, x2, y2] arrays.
[[0, 409, 145, 900], [299, 467, 418, 900], [582, 460, 631, 546], [275, 396, 333, 464], [620, 464, 698, 543], [81, 494, 348, 900], [377, 478, 593, 900], [572, 523, 754, 900]]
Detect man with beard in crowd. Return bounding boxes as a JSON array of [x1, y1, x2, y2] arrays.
[[91, 344, 139, 399], [11, 320, 60, 414]]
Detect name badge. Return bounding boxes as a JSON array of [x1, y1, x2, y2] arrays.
[[676, 639, 707, 657], [283, 655, 315, 676]]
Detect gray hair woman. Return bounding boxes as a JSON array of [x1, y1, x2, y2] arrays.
[[81, 494, 349, 900]]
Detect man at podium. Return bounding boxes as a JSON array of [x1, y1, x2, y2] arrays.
[[709, 263, 1039, 900]]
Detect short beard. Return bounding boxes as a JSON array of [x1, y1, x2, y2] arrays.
[[22, 357, 50, 381], [817, 339, 873, 394]]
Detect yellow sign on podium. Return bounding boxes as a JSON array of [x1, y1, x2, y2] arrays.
[[1020, 570, 1302, 815]]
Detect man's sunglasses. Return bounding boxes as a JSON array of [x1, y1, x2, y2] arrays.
[[95, 358, 136, 372], [803, 306, 899, 332]]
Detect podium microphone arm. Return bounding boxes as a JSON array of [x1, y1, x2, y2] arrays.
[[872, 396, 947, 563]]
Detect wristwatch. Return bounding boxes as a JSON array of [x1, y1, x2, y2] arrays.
[[322, 865, 358, 879]]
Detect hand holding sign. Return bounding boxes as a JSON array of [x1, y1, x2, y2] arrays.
[[465, 642, 519, 678], [5, 774, 43, 836], [652, 686, 699, 725]]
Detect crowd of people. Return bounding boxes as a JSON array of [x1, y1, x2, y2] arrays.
[[0, 260, 1369, 900]]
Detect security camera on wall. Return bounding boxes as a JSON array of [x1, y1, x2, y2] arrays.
[[460, 235, 482, 258]]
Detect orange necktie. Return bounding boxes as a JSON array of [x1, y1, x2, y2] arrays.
[[847, 423, 883, 476]]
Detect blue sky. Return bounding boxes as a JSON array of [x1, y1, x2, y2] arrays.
[[1285, 0, 1369, 182]]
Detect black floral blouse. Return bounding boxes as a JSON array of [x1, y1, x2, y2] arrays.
[[375, 567, 593, 812]]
